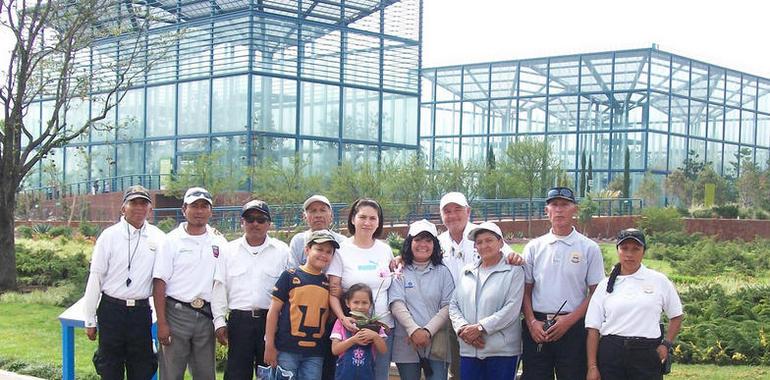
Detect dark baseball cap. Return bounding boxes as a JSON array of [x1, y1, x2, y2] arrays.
[[306, 230, 340, 249], [241, 199, 271, 219], [616, 228, 646, 249], [545, 186, 576, 204], [123, 185, 151, 203]]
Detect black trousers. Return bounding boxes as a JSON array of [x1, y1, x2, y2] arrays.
[[224, 310, 267, 380], [93, 300, 157, 380], [598, 335, 663, 380], [520, 317, 587, 380]]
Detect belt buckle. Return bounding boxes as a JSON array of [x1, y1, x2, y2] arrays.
[[190, 298, 205, 309], [251, 309, 262, 318], [546, 313, 556, 320], [126, 299, 136, 307]]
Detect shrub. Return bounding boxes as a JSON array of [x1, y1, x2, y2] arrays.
[[755, 210, 769, 220], [647, 230, 701, 248], [156, 217, 177, 233], [32, 223, 52, 235], [78, 222, 101, 238], [16, 225, 34, 239], [713, 204, 740, 219], [15, 245, 89, 287], [637, 207, 684, 235], [48, 226, 73, 238], [690, 208, 715, 219], [387, 231, 404, 251]]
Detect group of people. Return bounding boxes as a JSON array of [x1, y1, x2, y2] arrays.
[[83, 184, 683, 380]]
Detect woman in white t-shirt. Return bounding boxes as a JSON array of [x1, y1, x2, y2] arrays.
[[328, 198, 394, 380]]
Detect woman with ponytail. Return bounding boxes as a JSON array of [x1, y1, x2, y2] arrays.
[[584, 228, 683, 380]]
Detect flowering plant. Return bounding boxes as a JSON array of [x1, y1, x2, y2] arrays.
[[350, 263, 403, 331]]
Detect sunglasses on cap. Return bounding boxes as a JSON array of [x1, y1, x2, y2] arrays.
[[243, 214, 270, 224], [188, 190, 212, 199], [547, 187, 574, 199]]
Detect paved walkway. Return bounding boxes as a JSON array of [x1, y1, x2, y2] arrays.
[[0, 371, 44, 380]]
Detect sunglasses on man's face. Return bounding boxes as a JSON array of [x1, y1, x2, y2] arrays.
[[547, 188, 574, 199], [243, 214, 270, 224]]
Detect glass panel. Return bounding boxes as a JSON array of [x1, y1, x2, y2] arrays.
[[419, 140, 432, 167], [23, 102, 41, 146], [64, 147, 89, 185], [549, 134, 577, 170], [724, 107, 740, 142], [756, 148, 769, 170], [463, 65, 490, 100], [669, 135, 687, 171], [344, 88, 379, 141], [177, 138, 209, 172], [434, 68, 461, 102], [254, 75, 297, 134], [301, 139, 339, 175], [342, 144, 378, 168], [178, 80, 210, 135], [345, 32, 380, 88], [610, 132, 643, 170], [689, 138, 706, 161], [382, 94, 417, 145], [212, 76, 248, 133], [580, 54, 612, 93], [742, 77, 758, 111], [301, 82, 339, 138], [580, 94, 611, 131], [724, 143, 739, 177], [147, 85, 175, 137], [519, 59, 548, 97], [614, 51, 648, 92], [757, 113, 770, 147], [302, 26, 340, 82], [690, 62, 709, 100], [707, 104, 724, 140], [709, 68, 726, 104], [725, 71, 742, 107], [178, 26, 211, 80], [434, 137, 460, 161], [116, 142, 143, 176], [420, 104, 433, 137], [253, 135, 295, 167], [740, 111, 755, 145], [647, 132, 668, 171], [548, 56, 580, 95], [689, 100, 707, 138], [91, 102, 116, 143], [518, 97, 546, 133], [706, 141, 723, 174], [649, 52, 670, 93], [381, 146, 411, 165], [580, 133, 610, 170], [489, 99, 516, 134], [670, 96, 687, 135], [461, 136, 486, 164], [434, 102, 460, 136], [146, 140, 173, 176], [65, 98, 89, 143], [648, 94, 669, 132], [421, 71, 435, 102], [117, 89, 144, 141], [759, 80, 770, 113], [670, 57, 689, 97], [90, 145, 115, 184], [548, 96, 578, 133], [612, 92, 645, 131], [490, 62, 518, 98], [461, 101, 488, 135], [489, 135, 515, 158], [213, 135, 248, 189]]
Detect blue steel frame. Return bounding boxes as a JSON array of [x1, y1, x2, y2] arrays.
[[24, 0, 422, 192], [420, 48, 770, 201]]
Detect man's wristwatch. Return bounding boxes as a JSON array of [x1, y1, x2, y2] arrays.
[[477, 324, 485, 333], [661, 339, 673, 349]]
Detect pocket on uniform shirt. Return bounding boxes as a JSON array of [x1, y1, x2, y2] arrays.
[[228, 265, 247, 280]]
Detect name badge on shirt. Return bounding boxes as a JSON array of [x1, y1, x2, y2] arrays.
[[148, 242, 158, 252], [404, 281, 415, 289], [642, 285, 655, 294], [212, 245, 220, 258], [179, 248, 193, 254]]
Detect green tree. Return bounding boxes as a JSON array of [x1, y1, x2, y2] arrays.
[[167, 152, 244, 204], [506, 138, 558, 203], [637, 172, 660, 207], [249, 155, 323, 205], [0, 0, 176, 289], [329, 161, 382, 204], [381, 153, 429, 219], [587, 156, 593, 194], [623, 147, 631, 198], [579, 150, 587, 197], [427, 160, 480, 202]]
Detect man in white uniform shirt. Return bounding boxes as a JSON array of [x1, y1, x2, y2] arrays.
[[212, 199, 290, 379], [520, 186, 605, 380], [153, 187, 227, 380], [83, 185, 165, 380]]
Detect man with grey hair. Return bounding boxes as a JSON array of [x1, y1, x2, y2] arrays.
[[83, 185, 165, 380], [153, 187, 228, 380]]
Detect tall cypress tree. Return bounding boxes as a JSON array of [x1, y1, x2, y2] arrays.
[[580, 150, 587, 197], [623, 147, 631, 197], [587, 156, 593, 194]]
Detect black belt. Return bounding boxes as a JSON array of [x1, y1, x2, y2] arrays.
[[166, 296, 213, 319], [533, 311, 568, 321], [101, 293, 149, 307], [231, 309, 268, 319], [603, 334, 662, 350]]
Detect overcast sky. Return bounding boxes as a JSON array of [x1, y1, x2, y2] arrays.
[[2, 0, 769, 82]]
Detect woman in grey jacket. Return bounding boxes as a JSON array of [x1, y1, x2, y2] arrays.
[[448, 221, 525, 380]]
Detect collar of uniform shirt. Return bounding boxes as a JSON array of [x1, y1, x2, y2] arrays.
[[618, 264, 649, 280], [546, 226, 577, 245], [121, 217, 146, 237], [240, 235, 272, 255]]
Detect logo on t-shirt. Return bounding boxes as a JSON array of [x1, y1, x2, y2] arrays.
[[357, 260, 379, 271], [570, 252, 581, 263], [212, 245, 220, 258]]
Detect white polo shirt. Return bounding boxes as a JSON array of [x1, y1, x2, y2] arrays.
[[586, 264, 683, 338], [439, 222, 513, 285], [152, 223, 227, 304], [523, 227, 605, 313], [83, 218, 165, 327], [211, 235, 290, 330]]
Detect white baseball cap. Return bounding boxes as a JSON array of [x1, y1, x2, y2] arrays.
[[440, 192, 469, 210], [183, 187, 213, 206], [303, 194, 332, 210], [467, 221, 503, 241], [407, 219, 438, 238]]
